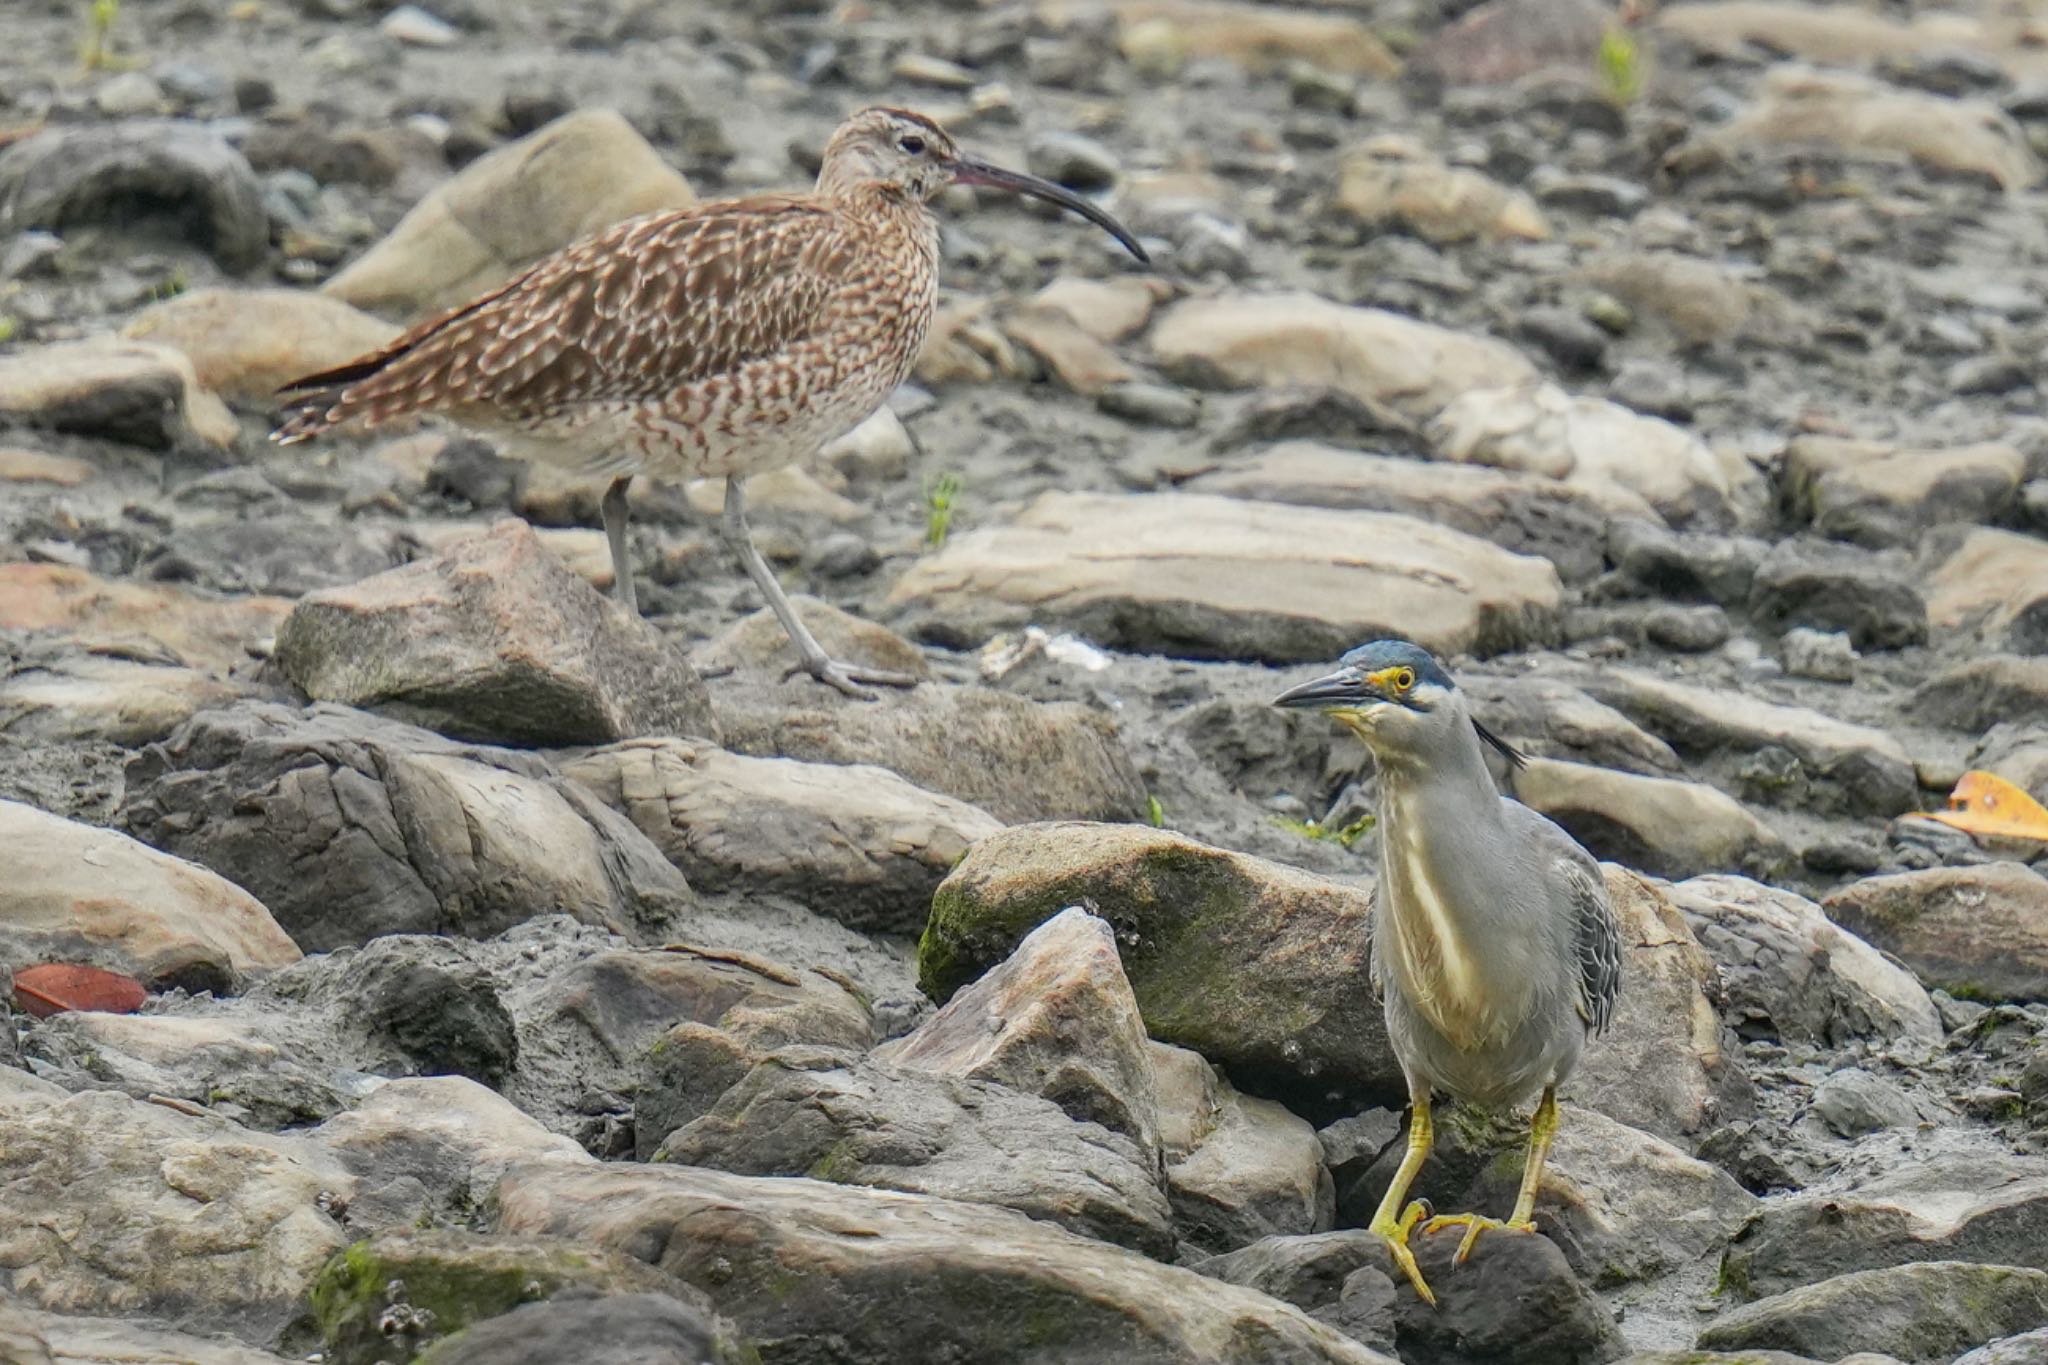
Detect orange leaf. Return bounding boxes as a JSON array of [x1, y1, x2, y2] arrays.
[[1914, 770, 2048, 844], [10, 964, 147, 1019]]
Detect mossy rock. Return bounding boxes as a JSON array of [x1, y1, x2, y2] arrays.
[[918, 820, 1400, 1118], [309, 1228, 685, 1365]]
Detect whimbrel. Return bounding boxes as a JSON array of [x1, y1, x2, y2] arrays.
[[274, 106, 1149, 698]]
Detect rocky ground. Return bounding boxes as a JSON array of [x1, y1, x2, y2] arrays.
[[4, 0, 2048, 1361]]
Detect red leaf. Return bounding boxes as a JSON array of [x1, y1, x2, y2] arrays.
[[11, 964, 147, 1019]]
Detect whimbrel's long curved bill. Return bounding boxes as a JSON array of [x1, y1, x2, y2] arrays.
[[948, 154, 1150, 265]]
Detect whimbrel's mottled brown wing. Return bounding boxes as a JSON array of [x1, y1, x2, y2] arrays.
[[275, 195, 847, 440]]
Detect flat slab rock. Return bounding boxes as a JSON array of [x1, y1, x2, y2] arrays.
[[1699, 1261, 2048, 1364], [1184, 438, 1659, 584], [658, 1045, 1176, 1258], [275, 518, 713, 747], [562, 736, 1001, 935], [493, 1160, 1396, 1364], [1823, 862, 2048, 1002], [0, 798, 300, 991], [1581, 667, 1918, 817], [1148, 289, 1536, 421], [711, 679, 1147, 825], [1721, 1151, 2048, 1302], [887, 489, 1562, 664], [0, 563, 289, 675], [120, 700, 692, 953]]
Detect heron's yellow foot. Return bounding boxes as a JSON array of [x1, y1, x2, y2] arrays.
[[1422, 1211, 1538, 1266], [1368, 1200, 1438, 1306]]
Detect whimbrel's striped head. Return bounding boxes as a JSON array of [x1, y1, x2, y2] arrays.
[[819, 106, 1149, 263]]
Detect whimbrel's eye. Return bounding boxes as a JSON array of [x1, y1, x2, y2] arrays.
[[899, 135, 927, 155]]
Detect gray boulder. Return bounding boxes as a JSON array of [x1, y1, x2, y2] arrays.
[[883, 906, 1161, 1158], [120, 701, 692, 952], [657, 1046, 1175, 1256], [1698, 1262, 2048, 1364], [413, 1293, 752, 1365], [1721, 1152, 2048, 1301], [275, 520, 712, 747], [493, 1161, 1396, 1364]]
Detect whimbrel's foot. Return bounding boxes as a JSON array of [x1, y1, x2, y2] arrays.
[[1369, 1199, 1437, 1307], [790, 655, 922, 700], [1422, 1211, 1537, 1267]]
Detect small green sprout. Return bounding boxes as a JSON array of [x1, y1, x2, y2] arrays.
[[1146, 794, 1166, 828], [923, 471, 963, 550], [1596, 26, 1642, 106], [81, 0, 123, 71]]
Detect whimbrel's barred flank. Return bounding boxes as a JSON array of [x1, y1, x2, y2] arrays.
[[274, 106, 1148, 698]]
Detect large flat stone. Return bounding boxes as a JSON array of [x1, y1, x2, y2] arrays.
[[1512, 756, 1789, 880], [1930, 529, 2048, 654], [1185, 439, 1657, 584], [1580, 668, 1917, 817], [0, 1068, 350, 1344], [323, 109, 694, 318], [1716, 65, 2038, 190], [123, 287, 401, 406], [1149, 290, 1536, 421], [120, 701, 692, 953], [1721, 1152, 2048, 1301], [1785, 436, 2025, 549], [562, 737, 1000, 935], [0, 655, 251, 746], [710, 681, 1147, 825], [1670, 875, 1942, 1046], [657, 1047, 1175, 1257], [0, 565, 288, 675], [0, 799, 300, 991], [887, 490, 1562, 663], [1824, 863, 2048, 1002], [1700, 1262, 2048, 1361], [493, 1161, 1394, 1364], [0, 338, 238, 454], [1429, 382, 1757, 526]]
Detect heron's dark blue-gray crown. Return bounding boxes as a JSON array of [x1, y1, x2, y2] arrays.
[[1338, 640, 1455, 692], [1270, 639, 1452, 713], [1271, 639, 1525, 768]]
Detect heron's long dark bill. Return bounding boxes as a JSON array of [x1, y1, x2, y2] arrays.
[[949, 155, 1150, 264], [1272, 671, 1376, 710]]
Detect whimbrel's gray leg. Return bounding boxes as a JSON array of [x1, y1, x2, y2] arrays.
[[719, 475, 918, 701], [601, 475, 638, 614]]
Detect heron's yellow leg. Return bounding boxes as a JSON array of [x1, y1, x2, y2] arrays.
[[1368, 1093, 1438, 1306], [1423, 1085, 1558, 1265]]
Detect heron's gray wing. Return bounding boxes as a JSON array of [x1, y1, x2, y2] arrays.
[[1558, 851, 1621, 1035]]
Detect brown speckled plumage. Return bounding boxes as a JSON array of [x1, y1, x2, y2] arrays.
[[274, 106, 1147, 696]]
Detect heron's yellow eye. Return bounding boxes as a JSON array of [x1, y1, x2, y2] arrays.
[[1390, 667, 1416, 692]]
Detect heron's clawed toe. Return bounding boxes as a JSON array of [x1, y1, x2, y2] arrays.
[[1422, 1211, 1538, 1267], [792, 655, 922, 700], [1369, 1200, 1438, 1307]]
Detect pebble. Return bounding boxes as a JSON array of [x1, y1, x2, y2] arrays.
[[1025, 131, 1120, 191], [1096, 381, 1201, 428], [1171, 214, 1252, 278], [1779, 627, 1858, 682], [379, 4, 460, 47], [93, 72, 167, 117], [1517, 306, 1608, 371], [1645, 603, 1733, 653]]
